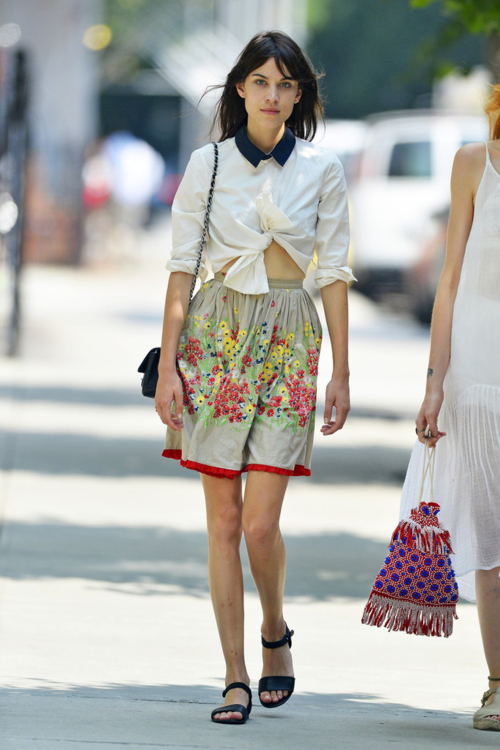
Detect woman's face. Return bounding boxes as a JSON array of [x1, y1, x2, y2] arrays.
[[236, 57, 302, 132]]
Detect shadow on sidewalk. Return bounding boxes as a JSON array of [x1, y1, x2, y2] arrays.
[[2, 430, 411, 485], [0, 683, 488, 749], [1, 519, 387, 600]]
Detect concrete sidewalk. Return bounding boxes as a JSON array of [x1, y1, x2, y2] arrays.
[[0, 255, 497, 748]]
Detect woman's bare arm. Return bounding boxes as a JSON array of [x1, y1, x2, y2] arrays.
[[416, 143, 484, 446], [155, 271, 192, 430], [319, 279, 350, 435]]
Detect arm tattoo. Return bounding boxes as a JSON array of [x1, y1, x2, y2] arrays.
[[427, 368, 434, 378]]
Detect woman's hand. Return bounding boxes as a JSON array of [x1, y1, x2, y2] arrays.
[[155, 370, 184, 431], [415, 389, 446, 447], [320, 376, 350, 436]]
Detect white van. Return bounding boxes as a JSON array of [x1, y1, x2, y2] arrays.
[[350, 111, 488, 297]]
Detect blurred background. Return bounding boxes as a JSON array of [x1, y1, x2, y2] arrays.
[[0, 4, 499, 744], [0, 0, 498, 352]]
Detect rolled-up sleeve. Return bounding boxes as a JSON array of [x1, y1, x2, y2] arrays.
[[313, 156, 356, 289], [166, 148, 211, 281]]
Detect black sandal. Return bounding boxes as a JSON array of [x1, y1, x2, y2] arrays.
[[258, 624, 295, 709], [211, 682, 252, 725]]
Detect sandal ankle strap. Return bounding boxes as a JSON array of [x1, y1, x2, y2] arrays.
[[261, 624, 294, 650], [489, 676, 500, 681], [481, 688, 499, 707], [222, 682, 252, 699]]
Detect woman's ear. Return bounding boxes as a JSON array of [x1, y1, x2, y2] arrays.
[[236, 82, 246, 99], [294, 87, 302, 105]]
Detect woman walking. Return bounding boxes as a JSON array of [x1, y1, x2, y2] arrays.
[[402, 86, 500, 731], [154, 31, 353, 724]]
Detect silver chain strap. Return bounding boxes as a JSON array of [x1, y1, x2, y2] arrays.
[[189, 142, 219, 301]]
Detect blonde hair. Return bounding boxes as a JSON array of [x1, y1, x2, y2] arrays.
[[484, 84, 500, 140]]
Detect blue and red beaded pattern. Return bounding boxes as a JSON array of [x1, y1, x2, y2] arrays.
[[373, 532, 458, 608]]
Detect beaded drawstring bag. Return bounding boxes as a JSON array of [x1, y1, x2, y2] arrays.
[[362, 436, 459, 637]]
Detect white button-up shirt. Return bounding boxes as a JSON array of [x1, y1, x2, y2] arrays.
[[167, 126, 354, 294]]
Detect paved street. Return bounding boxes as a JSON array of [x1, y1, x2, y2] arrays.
[[0, 227, 497, 749]]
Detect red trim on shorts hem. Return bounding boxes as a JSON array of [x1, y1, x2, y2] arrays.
[[162, 451, 310, 479], [244, 463, 311, 477], [162, 450, 240, 479]]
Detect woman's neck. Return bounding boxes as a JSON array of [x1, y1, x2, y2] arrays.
[[245, 121, 285, 154]]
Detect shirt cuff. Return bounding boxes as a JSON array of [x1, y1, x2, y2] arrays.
[[166, 257, 208, 282], [314, 266, 357, 289]]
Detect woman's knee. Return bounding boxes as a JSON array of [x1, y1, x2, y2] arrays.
[[476, 567, 500, 588], [206, 502, 242, 546], [242, 513, 279, 549]]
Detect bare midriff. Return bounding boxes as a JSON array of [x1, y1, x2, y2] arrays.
[[220, 240, 305, 280]]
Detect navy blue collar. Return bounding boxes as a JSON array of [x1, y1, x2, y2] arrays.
[[235, 125, 295, 167]]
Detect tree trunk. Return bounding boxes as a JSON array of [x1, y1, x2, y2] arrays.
[[486, 35, 500, 75]]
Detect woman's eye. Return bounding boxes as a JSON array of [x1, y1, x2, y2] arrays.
[[281, 82, 292, 88], [255, 79, 266, 85]]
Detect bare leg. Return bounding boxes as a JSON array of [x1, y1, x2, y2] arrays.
[[242, 471, 294, 705], [202, 473, 250, 721], [476, 567, 500, 718]]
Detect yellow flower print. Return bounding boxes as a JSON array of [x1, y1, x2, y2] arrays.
[[287, 333, 295, 341], [238, 330, 247, 337], [293, 359, 300, 368], [279, 386, 287, 396], [246, 405, 253, 414], [196, 396, 204, 405], [219, 321, 228, 330], [263, 339, 269, 346], [276, 359, 282, 365], [229, 361, 236, 370], [204, 322, 211, 329], [234, 308, 239, 314], [315, 338, 321, 346], [277, 345, 284, 356]]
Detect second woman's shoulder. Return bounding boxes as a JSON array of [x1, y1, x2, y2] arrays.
[[453, 142, 486, 171], [452, 142, 486, 191]]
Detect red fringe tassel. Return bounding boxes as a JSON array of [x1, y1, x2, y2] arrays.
[[391, 519, 454, 555], [362, 591, 457, 638]]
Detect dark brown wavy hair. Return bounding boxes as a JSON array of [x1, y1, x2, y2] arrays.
[[485, 84, 500, 140], [207, 30, 324, 141]]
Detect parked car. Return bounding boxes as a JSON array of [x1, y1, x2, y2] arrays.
[[349, 111, 488, 305]]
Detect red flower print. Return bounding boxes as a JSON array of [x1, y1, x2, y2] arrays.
[[271, 301, 276, 308], [267, 409, 275, 417], [297, 369, 305, 379]]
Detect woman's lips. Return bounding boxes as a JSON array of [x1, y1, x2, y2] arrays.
[[261, 109, 280, 114]]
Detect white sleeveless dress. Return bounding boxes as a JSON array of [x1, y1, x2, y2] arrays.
[[400, 143, 500, 603]]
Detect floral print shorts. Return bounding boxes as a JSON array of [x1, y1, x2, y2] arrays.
[[163, 272, 322, 479]]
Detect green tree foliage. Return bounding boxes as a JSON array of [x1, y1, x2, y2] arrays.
[[410, 0, 500, 75], [411, 0, 500, 36], [306, 0, 485, 119]]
